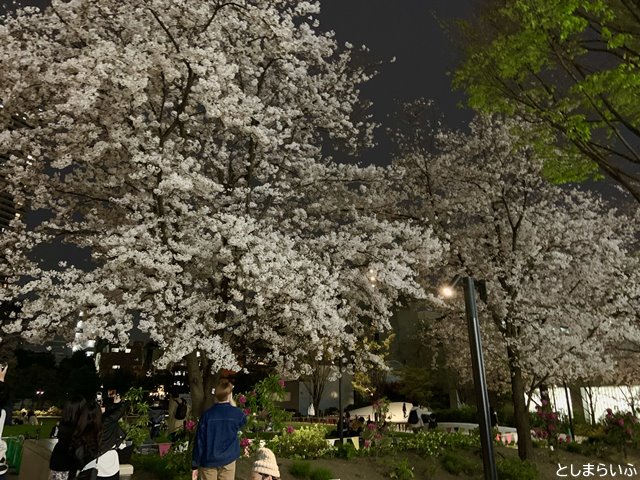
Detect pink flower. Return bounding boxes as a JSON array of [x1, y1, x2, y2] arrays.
[[364, 440, 371, 448], [278, 379, 285, 388], [240, 437, 251, 447], [238, 394, 246, 405], [367, 423, 377, 430], [606, 408, 613, 417], [618, 418, 625, 427], [541, 399, 548, 406], [286, 426, 295, 434], [547, 424, 556, 432], [185, 420, 197, 432], [243, 408, 251, 415]]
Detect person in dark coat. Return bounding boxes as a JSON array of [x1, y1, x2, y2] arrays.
[[49, 396, 88, 480], [192, 380, 247, 480]]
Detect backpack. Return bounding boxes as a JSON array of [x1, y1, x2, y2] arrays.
[[175, 399, 188, 421]]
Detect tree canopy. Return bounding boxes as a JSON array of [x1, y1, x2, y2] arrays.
[[454, 0, 640, 202], [388, 104, 640, 459], [0, 0, 443, 412]]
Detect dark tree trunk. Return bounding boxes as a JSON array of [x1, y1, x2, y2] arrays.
[[507, 346, 533, 460], [569, 384, 586, 424], [186, 351, 218, 417]]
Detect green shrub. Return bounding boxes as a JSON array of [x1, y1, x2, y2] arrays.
[[309, 467, 334, 480], [497, 403, 515, 427], [564, 441, 583, 454], [531, 439, 548, 449], [268, 424, 333, 459], [335, 442, 358, 459], [388, 457, 415, 480], [440, 451, 480, 476], [289, 460, 312, 478], [602, 409, 639, 458], [406, 431, 480, 457], [574, 422, 605, 439], [496, 458, 538, 480], [434, 405, 478, 423], [131, 454, 176, 480]]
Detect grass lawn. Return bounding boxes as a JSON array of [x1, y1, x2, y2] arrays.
[[3, 418, 58, 439]]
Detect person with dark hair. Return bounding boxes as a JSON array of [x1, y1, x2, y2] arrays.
[[49, 396, 88, 480], [192, 380, 247, 480], [73, 397, 127, 480], [73, 401, 103, 479], [168, 392, 187, 441]]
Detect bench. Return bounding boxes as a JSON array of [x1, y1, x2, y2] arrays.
[[325, 436, 360, 450]]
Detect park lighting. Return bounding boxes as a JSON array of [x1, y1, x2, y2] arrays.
[[439, 285, 455, 298], [441, 274, 497, 480]]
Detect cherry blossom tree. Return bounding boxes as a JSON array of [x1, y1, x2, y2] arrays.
[[387, 104, 639, 459], [0, 1, 443, 413]]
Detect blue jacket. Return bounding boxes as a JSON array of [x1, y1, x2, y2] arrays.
[[192, 402, 247, 468]]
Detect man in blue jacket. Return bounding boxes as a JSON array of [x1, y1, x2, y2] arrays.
[[192, 380, 247, 480]]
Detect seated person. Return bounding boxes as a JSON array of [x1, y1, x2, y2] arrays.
[[251, 447, 279, 480]]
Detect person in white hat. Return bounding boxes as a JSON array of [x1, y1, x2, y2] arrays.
[[251, 448, 280, 480]]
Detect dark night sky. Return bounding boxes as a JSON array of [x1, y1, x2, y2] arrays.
[[319, 1, 475, 164], [320, 1, 473, 126]]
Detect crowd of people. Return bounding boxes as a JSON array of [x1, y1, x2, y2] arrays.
[[0, 365, 278, 480]]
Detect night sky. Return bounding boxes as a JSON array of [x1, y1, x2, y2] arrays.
[[320, 0, 475, 164]]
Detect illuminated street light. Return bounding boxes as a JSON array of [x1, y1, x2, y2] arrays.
[[441, 274, 496, 480], [439, 285, 455, 298]]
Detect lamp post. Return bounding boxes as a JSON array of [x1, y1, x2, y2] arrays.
[[441, 275, 497, 480], [338, 367, 343, 445], [337, 356, 348, 445]]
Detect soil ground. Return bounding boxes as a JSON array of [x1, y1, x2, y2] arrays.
[[126, 444, 640, 480]]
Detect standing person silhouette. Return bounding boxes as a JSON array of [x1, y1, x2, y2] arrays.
[[192, 380, 247, 480]]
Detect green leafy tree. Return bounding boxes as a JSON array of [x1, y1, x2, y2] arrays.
[[454, 0, 640, 202], [352, 334, 395, 403]]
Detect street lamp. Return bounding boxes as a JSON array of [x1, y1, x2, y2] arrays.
[[36, 389, 45, 409], [337, 356, 348, 445], [440, 275, 497, 480]]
